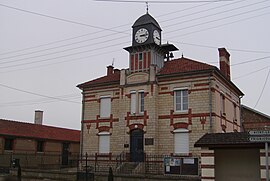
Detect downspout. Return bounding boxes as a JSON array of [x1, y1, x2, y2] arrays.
[[239, 95, 243, 132], [209, 72, 213, 133], [80, 91, 85, 158]]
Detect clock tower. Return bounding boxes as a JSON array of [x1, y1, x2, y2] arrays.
[[124, 13, 178, 73]]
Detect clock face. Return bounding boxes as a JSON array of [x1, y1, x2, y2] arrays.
[[153, 30, 161, 45], [135, 28, 149, 44]]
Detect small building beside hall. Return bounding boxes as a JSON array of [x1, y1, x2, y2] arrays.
[[0, 111, 80, 168], [242, 105, 270, 131], [77, 13, 244, 161]]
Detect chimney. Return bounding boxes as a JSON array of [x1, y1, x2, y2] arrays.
[[34, 110, 43, 125], [107, 65, 114, 76], [218, 48, 231, 80]]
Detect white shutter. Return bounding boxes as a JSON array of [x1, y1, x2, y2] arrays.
[[130, 93, 136, 114], [99, 133, 110, 153], [100, 97, 111, 117], [174, 129, 189, 154]]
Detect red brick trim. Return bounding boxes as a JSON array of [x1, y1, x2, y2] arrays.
[[158, 75, 209, 83], [201, 177, 215, 180], [84, 95, 95, 98], [201, 164, 215, 169], [173, 122, 189, 129], [83, 114, 119, 129], [125, 111, 149, 127], [201, 153, 214, 157], [98, 126, 110, 133], [158, 91, 173, 95], [194, 83, 209, 87], [128, 124, 144, 131], [84, 85, 119, 92], [161, 87, 168, 90]]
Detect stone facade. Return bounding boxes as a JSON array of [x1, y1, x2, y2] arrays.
[[79, 65, 242, 157], [78, 13, 243, 159]]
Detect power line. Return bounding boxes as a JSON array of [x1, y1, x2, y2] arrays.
[[0, 0, 265, 61], [0, 94, 80, 107], [94, 0, 232, 3], [0, 1, 269, 71], [0, 34, 130, 64], [168, 11, 270, 38], [231, 56, 270, 66], [0, 41, 130, 69], [172, 41, 270, 54], [254, 68, 270, 108], [0, 83, 81, 104], [0, 3, 130, 35], [233, 64, 270, 80], [1, 1, 268, 66], [165, 4, 270, 35]]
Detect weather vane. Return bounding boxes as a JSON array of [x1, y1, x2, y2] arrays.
[[146, 2, 149, 14]]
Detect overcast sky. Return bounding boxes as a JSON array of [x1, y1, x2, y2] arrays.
[[0, 0, 269, 130]]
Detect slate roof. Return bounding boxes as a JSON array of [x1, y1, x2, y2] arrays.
[[194, 132, 264, 148], [158, 57, 215, 75], [132, 13, 161, 29], [0, 119, 80, 142]]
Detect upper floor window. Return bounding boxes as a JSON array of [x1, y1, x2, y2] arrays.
[[139, 91, 144, 113], [37, 141, 44, 152], [220, 94, 225, 115], [174, 89, 188, 112], [130, 90, 144, 114], [4, 138, 14, 151], [100, 96, 111, 118], [233, 103, 237, 120]]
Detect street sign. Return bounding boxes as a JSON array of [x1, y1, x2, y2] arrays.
[[249, 130, 270, 136], [249, 137, 270, 142]]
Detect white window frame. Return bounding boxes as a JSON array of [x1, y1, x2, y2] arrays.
[[173, 129, 189, 154], [130, 90, 145, 115], [98, 132, 110, 154], [220, 93, 225, 115], [174, 88, 188, 112], [138, 90, 144, 114], [100, 96, 111, 118], [130, 91, 136, 114]]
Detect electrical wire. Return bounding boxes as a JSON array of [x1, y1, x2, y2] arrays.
[[254, 68, 270, 108], [94, 0, 233, 3], [0, 83, 81, 104], [233, 65, 270, 80], [0, 3, 130, 35]]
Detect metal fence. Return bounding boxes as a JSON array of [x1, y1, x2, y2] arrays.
[[78, 152, 199, 176]]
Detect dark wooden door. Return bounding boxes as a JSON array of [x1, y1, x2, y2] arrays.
[[130, 129, 144, 162], [62, 142, 69, 165]]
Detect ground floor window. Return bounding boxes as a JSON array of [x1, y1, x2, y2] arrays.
[[174, 129, 189, 154], [4, 138, 14, 151], [98, 132, 110, 154]]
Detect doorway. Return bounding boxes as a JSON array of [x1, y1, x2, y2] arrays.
[[130, 129, 144, 162], [62, 142, 70, 165]]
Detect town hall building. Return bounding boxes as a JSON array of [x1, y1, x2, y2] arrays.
[[77, 13, 244, 162]]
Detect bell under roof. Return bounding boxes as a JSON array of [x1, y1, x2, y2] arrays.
[[132, 13, 161, 29]]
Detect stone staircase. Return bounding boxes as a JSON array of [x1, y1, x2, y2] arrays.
[[117, 162, 139, 174]]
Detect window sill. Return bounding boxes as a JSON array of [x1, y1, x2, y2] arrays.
[[99, 117, 111, 119], [174, 110, 188, 114], [130, 112, 144, 116]]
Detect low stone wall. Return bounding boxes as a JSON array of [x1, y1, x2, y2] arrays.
[[9, 168, 200, 181], [10, 169, 77, 181]]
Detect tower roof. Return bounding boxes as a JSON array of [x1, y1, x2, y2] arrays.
[[132, 13, 161, 29]]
